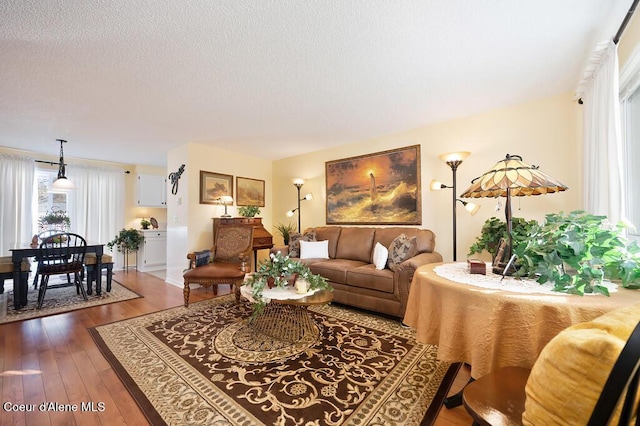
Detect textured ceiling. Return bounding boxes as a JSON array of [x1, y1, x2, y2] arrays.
[[0, 0, 632, 166]]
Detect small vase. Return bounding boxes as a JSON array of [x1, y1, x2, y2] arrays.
[[267, 276, 276, 289], [295, 279, 309, 294]]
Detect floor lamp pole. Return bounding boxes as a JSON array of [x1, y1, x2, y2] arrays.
[[448, 162, 460, 261], [294, 182, 303, 232]]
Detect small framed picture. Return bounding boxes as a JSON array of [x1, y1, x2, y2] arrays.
[[236, 176, 265, 206], [199, 171, 233, 204]]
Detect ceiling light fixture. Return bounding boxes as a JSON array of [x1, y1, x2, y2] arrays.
[[51, 139, 75, 190]]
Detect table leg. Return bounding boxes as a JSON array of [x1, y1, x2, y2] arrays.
[[444, 376, 475, 409], [12, 257, 27, 309], [249, 303, 317, 343], [95, 248, 103, 295]]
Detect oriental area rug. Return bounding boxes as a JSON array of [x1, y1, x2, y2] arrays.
[[90, 294, 458, 426], [0, 278, 141, 324]]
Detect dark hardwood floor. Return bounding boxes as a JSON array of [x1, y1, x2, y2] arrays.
[[0, 271, 473, 425]]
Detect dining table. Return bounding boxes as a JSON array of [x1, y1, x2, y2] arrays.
[[403, 262, 640, 380], [9, 241, 106, 309]]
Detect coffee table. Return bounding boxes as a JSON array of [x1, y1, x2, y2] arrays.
[[241, 286, 334, 343]]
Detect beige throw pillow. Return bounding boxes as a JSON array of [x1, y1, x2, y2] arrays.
[[387, 234, 418, 271]]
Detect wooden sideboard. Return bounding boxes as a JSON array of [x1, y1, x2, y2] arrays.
[[212, 217, 274, 269]]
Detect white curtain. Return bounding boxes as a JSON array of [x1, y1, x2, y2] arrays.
[[576, 40, 625, 224], [67, 164, 125, 250], [0, 154, 35, 255]]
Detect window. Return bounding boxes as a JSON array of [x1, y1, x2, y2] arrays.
[[33, 169, 70, 234], [620, 50, 640, 239]]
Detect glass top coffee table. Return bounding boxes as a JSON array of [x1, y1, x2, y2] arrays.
[[240, 286, 334, 343]]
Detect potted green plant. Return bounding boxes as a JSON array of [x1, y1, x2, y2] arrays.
[[238, 206, 261, 217], [468, 216, 537, 261], [244, 251, 332, 317], [107, 228, 145, 254], [514, 211, 640, 296], [38, 208, 71, 231], [140, 219, 151, 230], [274, 222, 297, 245]]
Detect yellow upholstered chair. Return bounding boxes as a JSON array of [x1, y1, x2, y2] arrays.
[[0, 257, 31, 300], [462, 303, 640, 426], [183, 224, 253, 307], [84, 253, 114, 294]]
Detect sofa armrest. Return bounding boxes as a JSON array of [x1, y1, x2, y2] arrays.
[[396, 251, 443, 316]]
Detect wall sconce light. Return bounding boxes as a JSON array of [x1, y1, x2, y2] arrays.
[[215, 195, 234, 218], [51, 139, 75, 190], [431, 151, 478, 261], [286, 178, 313, 232]]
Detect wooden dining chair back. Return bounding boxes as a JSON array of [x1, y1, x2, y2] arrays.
[[36, 233, 88, 309], [462, 304, 640, 426], [32, 229, 69, 289]]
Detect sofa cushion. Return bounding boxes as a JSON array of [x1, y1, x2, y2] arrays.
[[387, 234, 418, 271], [300, 240, 329, 259], [347, 264, 394, 293], [289, 229, 317, 258], [309, 259, 367, 284], [313, 227, 342, 259], [335, 227, 375, 263]]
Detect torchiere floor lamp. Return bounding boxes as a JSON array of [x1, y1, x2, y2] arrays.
[[431, 151, 480, 261], [286, 178, 313, 232]]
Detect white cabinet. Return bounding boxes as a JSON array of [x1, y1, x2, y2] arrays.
[[137, 174, 167, 207], [137, 230, 166, 272]]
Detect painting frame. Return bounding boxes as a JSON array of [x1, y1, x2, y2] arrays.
[[325, 145, 421, 225], [199, 170, 233, 205], [236, 176, 265, 207]]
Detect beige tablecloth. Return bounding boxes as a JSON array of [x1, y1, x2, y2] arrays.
[[403, 262, 640, 379]]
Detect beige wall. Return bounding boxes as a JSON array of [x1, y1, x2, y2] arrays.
[[165, 143, 273, 287], [619, 13, 640, 68], [273, 92, 582, 261]]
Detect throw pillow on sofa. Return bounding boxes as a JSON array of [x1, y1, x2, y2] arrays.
[[300, 240, 329, 259], [387, 234, 418, 271], [289, 229, 317, 258], [373, 242, 388, 270]]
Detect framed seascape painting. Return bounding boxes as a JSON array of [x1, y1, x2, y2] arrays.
[[236, 176, 265, 206], [199, 171, 233, 204], [325, 145, 422, 225]]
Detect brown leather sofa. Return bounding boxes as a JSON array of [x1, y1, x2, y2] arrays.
[[272, 226, 442, 319]]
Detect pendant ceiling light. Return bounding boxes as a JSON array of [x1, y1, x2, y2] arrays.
[[51, 139, 75, 190]]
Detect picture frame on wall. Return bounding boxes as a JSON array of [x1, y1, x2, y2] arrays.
[[199, 171, 233, 204], [236, 176, 265, 207], [325, 145, 422, 225]]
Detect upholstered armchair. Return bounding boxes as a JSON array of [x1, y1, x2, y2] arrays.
[[183, 224, 254, 307]]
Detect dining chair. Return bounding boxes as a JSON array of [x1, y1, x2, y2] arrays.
[[462, 303, 640, 426], [36, 233, 88, 309], [0, 257, 31, 296], [84, 253, 114, 294], [32, 229, 71, 290]]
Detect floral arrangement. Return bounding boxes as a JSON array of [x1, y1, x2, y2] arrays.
[[38, 207, 71, 229], [244, 251, 332, 315]]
